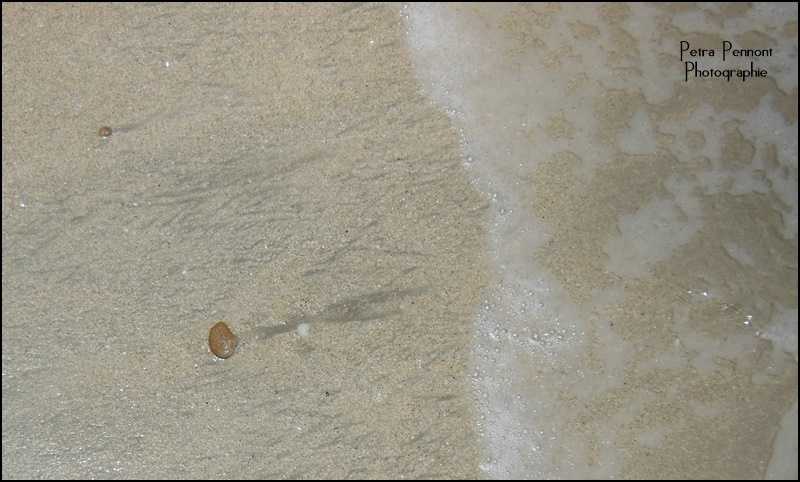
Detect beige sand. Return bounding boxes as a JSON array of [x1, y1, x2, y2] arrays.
[[2, 3, 486, 478], [2, 3, 797, 480]]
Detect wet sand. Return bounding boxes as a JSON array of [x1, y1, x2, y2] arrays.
[[2, 3, 486, 478], [2, 3, 797, 480]]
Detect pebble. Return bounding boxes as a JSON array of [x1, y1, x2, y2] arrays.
[[209, 321, 237, 359]]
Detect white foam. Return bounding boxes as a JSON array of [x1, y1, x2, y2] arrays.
[[603, 195, 701, 279], [404, 5, 629, 477], [618, 107, 659, 155], [404, 2, 798, 478], [761, 303, 799, 361], [766, 397, 799, 479], [297, 323, 310, 337]]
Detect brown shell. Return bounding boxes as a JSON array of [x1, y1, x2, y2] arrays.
[[209, 321, 237, 359], [98, 126, 113, 137]]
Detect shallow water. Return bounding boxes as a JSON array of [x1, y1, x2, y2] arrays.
[[405, 3, 797, 479]]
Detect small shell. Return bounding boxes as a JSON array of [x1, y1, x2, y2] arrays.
[[98, 126, 113, 137], [209, 321, 237, 359]]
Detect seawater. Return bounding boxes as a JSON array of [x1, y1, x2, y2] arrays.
[[404, 3, 798, 478]]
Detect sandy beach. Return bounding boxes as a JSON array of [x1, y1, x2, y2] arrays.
[[2, 3, 486, 478], [3, 3, 797, 479]]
